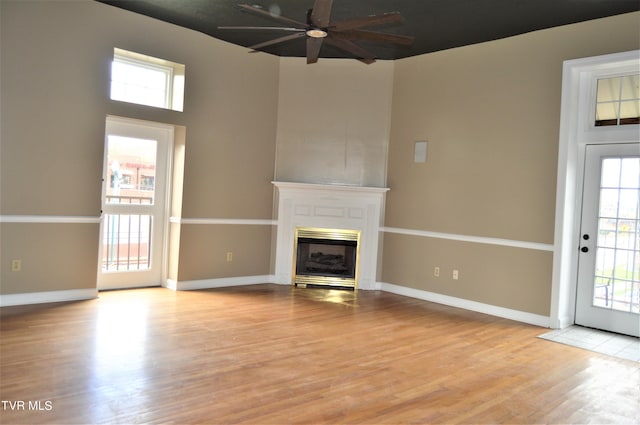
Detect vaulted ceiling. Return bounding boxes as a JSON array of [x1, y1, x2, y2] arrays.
[[96, 0, 640, 62]]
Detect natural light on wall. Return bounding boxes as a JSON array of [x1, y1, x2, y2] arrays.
[[595, 74, 640, 126], [110, 48, 185, 112]]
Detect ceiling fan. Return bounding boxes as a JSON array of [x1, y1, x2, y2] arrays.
[[219, 0, 415, 64]]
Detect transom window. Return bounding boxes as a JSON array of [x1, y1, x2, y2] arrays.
[[595, 74, 640, 126], [110, 48, 185, 112]]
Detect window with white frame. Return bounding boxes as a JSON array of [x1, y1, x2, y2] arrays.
[[595, 74, 639, 126], [110, 48, 185, 112]]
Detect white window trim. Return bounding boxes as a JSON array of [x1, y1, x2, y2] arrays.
[[551, 50, 640, 329], [113, 54, 174, 108], [111, 48, 185, 112]]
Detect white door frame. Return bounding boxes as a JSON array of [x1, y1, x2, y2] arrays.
[[551, 50, 639, 329], [98, 115, 174, 290]]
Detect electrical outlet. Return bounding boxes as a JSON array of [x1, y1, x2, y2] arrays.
[[434, 266, 440, 277], [11, 259, 21, 272], [452, 269, 459, 280], [226, 252, 233, 262]]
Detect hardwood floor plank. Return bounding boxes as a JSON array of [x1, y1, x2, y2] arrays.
[[1, 284, 638, 424]]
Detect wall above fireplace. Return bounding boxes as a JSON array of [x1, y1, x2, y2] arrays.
[[273, 61, 394, 189], [273, 182, 389, 290]]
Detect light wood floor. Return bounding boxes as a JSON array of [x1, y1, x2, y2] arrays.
[[1, 284, 639, 424]]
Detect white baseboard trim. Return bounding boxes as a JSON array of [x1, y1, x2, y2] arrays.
[[0, 289, 98, 307], [167, 275, 278, 291], [379, 282, 550, 328]]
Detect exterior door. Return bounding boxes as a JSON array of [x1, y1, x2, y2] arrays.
[[98, 117, 172, 290], [576, 143, 640, 336]]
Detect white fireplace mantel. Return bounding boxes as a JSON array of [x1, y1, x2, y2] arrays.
[[272, 182, 389, 290]]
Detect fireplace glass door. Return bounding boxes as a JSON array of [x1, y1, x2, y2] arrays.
[[293, 227, 361, 289]]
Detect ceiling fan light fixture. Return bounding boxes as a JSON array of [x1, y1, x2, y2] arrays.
[[306, 28, 328, 38]]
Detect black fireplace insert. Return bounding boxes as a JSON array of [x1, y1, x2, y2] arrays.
[[292, 227, 361, 289]]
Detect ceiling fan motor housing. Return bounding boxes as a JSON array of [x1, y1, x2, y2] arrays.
[[306, 28, 328, 38]]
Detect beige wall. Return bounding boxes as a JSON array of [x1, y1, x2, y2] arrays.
[[0, 224, 99, 293], [0, 0, 279, 294], [382, 12, 640, 315], [382, 233, 553, 315], [177, 225, 273, 281], [274, 58, 394, 187], [1, 0, 638, 319]]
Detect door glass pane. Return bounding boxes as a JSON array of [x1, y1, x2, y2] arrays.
[[619, 189, 639, 219], [593, 156, 640, 312], [102, 214, 152, 272], [601, 158, 621, 187], [597, 219, 616, 248], [106, 136, 157, 205], [598, 188, 619, 217], [620, 158, 640, 188]]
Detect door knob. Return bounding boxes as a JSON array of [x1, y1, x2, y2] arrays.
[[583, 234, 590, 240], [581, 246, 589, 253]]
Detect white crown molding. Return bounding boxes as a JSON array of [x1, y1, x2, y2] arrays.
[[0, 215, 100, 224], [0, 289, 98, 307], [382, 226, 554, 252]]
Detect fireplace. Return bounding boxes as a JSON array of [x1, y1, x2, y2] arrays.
[[293, 227, 361, 289], [273, 182, 388, 291]]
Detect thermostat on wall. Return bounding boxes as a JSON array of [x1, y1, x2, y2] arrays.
[[414, 140, 428, 163]]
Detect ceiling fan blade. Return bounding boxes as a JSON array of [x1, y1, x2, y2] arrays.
[[218, 26, 305, 32], [331, 29, 414, 46], [310, 0, 333, 28], [325, 36, 376, 64], [238, 4, 307, 28], [306, 37, 323, 64], [248, 32, 306, 51], [330, 12, 404, 32]]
